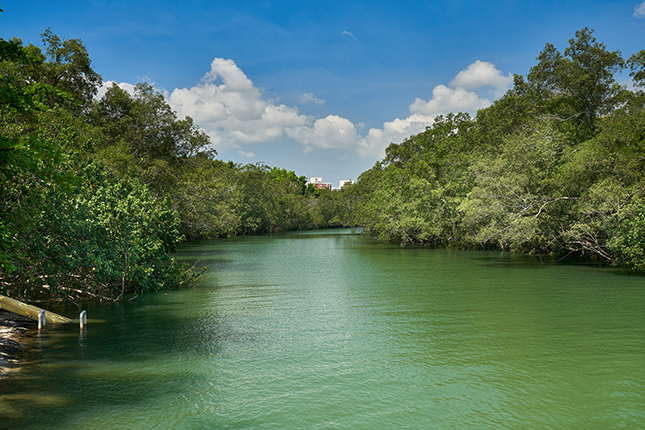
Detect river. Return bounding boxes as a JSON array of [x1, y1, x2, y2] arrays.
[[2, 229, 644, 429]]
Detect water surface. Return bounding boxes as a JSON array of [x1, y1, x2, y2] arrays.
[[2, 229, 644, 429]]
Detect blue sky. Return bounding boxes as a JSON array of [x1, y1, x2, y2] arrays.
[[4, 1, 645, 186]]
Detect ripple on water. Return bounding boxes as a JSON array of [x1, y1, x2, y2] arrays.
[[4, 231, 645, 429]]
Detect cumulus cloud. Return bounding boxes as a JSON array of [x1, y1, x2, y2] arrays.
[[159, 57, 508, 161], [301, 93, 325, 104], [635, 1, 645, 18], [355, 61, 511, 158], [449, 60, 513, 96], [409, 61, 511, 118], [167, 58, 309, 149], [287, 115, 358, 151], [409, 85, 491, 116], [357, 113, 436, 159]]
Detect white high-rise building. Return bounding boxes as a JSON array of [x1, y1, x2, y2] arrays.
[[307, 177, 332, 190]]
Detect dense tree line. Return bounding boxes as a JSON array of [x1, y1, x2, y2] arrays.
[[2, 27, 642, 303], [0, 30, 349, 302], [86, 82, 352, 238], [348, 29, 645, 271]]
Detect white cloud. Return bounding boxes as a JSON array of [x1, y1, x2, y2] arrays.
[[301, 93, 325, 104], [342, 31, 355, 37], [167, 58, 309, 149], [154, 58, 508, 161], [237, 150, 255, 158], [355, 61, 511, 158], [287, 115, 358, 151], [635, 1, 645, 17], [96, 80, 137, 99], [449, 60, 513, 96], [408, 61, 511, 117], [409, 85, 491, 116], [357, 113, 436, 159]]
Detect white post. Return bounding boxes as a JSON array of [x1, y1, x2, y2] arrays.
[[38, 309, 46, 330], [80, 310, 87, 330]]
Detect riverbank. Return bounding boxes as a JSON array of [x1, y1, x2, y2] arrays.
[[0, 310, 32, 375]]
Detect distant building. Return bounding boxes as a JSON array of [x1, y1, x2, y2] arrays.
[[339, 179, 353, 189], [307, 176, 332, 190]]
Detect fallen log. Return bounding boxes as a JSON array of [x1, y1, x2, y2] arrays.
[[0, 295, 72, 324]]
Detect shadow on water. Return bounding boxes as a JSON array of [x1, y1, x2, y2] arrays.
[[355, 235, 641, 277], [0, 289, 235, 429]]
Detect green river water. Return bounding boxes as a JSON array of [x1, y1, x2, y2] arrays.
[[1, 229, 644, 429]]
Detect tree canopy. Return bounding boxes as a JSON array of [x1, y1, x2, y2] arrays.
[[348, 29, 645, 271], [0, 30, 348, 303], [2, 27, 644, 305]]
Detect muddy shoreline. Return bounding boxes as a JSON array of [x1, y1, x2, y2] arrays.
[[0, 310, 33, 375]]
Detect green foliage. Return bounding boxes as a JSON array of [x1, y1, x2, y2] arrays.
[[2, 28, 356, 302], [88, 82, 212, 172], [524, 28, 626, 140], [234, 163, 310, 234], [562, 177, 630, 261], [87, 80, 348, 240], [0, 31, 197, 301], [349, 29, 645, 271], [6, 24, 645, 302], [63, 166, 188, 298], [459, 123, 571, 253], [628, 50, 645, 89], [608, 199, 645, 271], [172, 156, 240, 239], [5, 158, 194, 300], [37, 28, 102, 112], [354, 113, 475, 245]]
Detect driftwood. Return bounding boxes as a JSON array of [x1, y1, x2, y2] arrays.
[[0, 295, 72, 324]]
